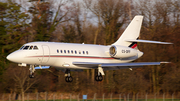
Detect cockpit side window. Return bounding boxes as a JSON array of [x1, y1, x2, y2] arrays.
[[20, 46, 25, 50], [23, 46, 29, 50], [29, 46, 33, 50], [33, 46, 38, 50]]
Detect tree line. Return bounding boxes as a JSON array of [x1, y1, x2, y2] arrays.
[[0, 0, 180, 101]]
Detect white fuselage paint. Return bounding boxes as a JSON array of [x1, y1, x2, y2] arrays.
[[8, 42, 143, 70]]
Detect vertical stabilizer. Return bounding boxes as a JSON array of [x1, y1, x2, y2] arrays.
[[112, 15, 143, 48]]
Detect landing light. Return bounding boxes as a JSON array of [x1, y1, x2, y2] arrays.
[[63, 64, 70, 67], [18, 63, 27, 67]]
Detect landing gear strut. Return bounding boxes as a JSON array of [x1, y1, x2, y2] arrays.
[[95, 66, 105, 81], [29, 65, 35, 78], [65, 69, 73, 82]]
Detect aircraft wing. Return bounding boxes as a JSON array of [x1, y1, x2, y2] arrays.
[[73, 62, 169, 70], [35, 66, 50, 69]]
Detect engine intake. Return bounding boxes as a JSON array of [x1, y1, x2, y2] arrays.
[[109, 45, 138, 58]]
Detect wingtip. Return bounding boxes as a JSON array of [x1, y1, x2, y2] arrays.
[[162, 42, 173, 44], [160, 62, 171, 64], [135, 15, 143, 17]]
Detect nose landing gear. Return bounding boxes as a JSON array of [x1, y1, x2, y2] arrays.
[[29, 65, 35, 78]]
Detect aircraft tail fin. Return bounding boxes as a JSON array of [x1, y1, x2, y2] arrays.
[[112, 15, 172, 48], [112, 15, 143, 49]]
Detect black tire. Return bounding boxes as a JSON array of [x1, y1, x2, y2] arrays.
[[95, 75, 103, 81], [29, 75, 34, 78], [95, 76, 99, 81], [65, 76, 69, 82], [65, 76, 73, 82], [68, 76, 73, 82], [98, 75, 103, 81]]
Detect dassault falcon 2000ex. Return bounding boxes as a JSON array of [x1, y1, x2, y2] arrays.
[[6, 15, 172, 82]]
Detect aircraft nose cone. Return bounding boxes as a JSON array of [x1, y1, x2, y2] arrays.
[[6, 55, 10, 60], [6, 53, 16, 62], [6, 51, 21, 62]]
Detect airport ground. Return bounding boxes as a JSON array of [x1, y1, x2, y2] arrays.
[[1, 92, 180, 101]]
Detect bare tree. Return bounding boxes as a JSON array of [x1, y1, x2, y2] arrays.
[[28, 0, 73, 41], [135, 0, 174, 94], [84, 0, 127, 45], [4, 64, 39, 101]]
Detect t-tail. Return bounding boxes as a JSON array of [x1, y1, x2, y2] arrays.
[[112, 15, 143, 49], [112, 15, 172, 49]]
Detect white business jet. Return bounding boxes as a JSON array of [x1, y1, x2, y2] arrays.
[[6, 15, 172, 82]]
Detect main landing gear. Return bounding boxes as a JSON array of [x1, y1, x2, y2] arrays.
[[29, 65, 35, 78], [64, 66, 105, 82], [28, 65, 105, 82], [95, 66, 105, 81], [65, 69, 73, 82]]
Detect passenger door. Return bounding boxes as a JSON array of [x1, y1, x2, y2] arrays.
[[42, 45, 50, 63]]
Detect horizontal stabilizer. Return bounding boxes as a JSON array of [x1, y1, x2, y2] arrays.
[[126, 39, 173, 44], [35, 66, 50, 69]]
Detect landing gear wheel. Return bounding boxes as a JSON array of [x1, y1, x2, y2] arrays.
[[95, 75, 103, 81], [65, 76, 73, 82], [65, 69, 73, 82], [29, 73, 34, 78]]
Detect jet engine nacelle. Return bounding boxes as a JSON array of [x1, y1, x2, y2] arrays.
[[109, 45, 138, 58]]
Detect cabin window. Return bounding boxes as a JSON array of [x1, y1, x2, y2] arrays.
[[23, 46, 29, 50], [33, 46, 38, 50], [29, 46, 33, 50], [57, 49, 88, 55]]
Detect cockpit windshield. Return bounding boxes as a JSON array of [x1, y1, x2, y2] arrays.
[[23, 46, 30, 50], [20, 46, 25, 50], [33, 46, 38, 50], [29, 46, 33, 50], [20, 45, 39, 50]]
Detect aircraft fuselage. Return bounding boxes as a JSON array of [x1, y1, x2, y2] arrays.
[[7, 42, 143, 70]]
